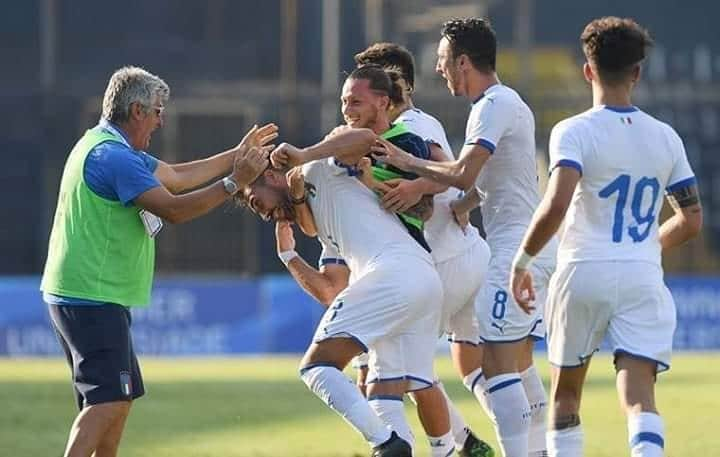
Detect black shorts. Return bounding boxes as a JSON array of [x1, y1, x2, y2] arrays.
[[48, 302, 145, 410]]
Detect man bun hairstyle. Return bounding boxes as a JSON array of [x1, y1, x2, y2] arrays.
[[581, 16, 654, 85], [354, 42, 416, 91], [348, 64, 404, 106], [441, 17, 497, 73]]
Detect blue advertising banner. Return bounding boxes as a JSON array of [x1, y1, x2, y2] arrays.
[[0, 275, 718, 356]]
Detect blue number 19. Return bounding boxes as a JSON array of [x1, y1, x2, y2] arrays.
[[599, 174, 660, 243]]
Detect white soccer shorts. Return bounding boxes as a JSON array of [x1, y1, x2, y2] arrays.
[[313, 252, 443, 390], [476, 252, 553, 343], [435, 239, 491, 345], [546, 261, 676, 372]]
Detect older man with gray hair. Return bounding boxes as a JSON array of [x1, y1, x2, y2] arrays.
[[40, 66, 276, 457]]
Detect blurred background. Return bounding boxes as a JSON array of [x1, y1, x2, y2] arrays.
[[2, 0, 720, 356]]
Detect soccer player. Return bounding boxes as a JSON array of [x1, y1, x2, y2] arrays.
[[242, 125, 444, 457], [510, 17, 702, 457], [372, 18, 554, 457], [355, 42, 494, 457]]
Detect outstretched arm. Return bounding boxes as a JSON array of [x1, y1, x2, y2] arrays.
[[155, 123, 278, 193], [135, 146, 268, 224], [371, 139, 491, 191], [271, 127, 377, 169]]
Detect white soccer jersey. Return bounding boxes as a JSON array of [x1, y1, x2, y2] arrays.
[[549, 105, 696, 266], [466, 84, 554, 260], [302, 158, 434, 274], [396, 108, 483, 263]]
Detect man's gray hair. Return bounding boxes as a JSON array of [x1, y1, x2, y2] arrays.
[[101, 66, 170, 123]]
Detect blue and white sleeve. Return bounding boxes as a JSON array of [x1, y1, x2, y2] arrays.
[[548, 120, 584, 176], [665, 128, 696, 192], [464, 95, 512, 153], [318, 240, 346, 269]]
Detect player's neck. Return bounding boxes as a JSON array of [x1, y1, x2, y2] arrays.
[[369, 118, 391, 135], [388, 97, 414, 122], [467, 72, 499, 102], [115, 120, 144, 150], [592, 84, 633, 109]]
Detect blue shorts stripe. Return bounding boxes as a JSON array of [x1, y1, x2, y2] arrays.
[[367, 394, 404, 402], [298, 362, 337, 376], [613, 349, 670, 373], [630, 432, 664, 449], [487, 377, 521, 394]]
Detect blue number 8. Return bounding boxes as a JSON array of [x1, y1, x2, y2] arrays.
[[492, 290, 507, 319]]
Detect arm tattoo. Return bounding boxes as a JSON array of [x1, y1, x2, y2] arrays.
[[553, 414, 581, 430], [405, 195, 434, 221], [667, 184, 700, 209]]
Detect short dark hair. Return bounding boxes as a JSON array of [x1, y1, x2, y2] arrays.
[[581, 17, 653, 85], [347, 64, 404, 106], [354, 42, 416, 90], [441, 17, 496, 72]]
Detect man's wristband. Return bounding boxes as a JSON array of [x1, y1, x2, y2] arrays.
[[290, 194, 307, 205], [278, 250, 299, 266], [512, 250, 535, 270]]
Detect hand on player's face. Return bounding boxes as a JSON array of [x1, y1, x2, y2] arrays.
[[275, 221, 296, 253], [270, 143, 304, 169], [381, 178, 422, 213], [232, 146, 269, 187], [510, 268, 536, 314]]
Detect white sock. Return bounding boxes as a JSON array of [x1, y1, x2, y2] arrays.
[[462, 367, 494, 421], [628, 412, 664, 457], [368, 395, 414, 449], [428, 430, 456, 457], [300, 365, 391, 447], [547, 426, 583, 457], [485, 373, 531, 457], [521, 365, 548, 455], [437, 381, 471, 449]]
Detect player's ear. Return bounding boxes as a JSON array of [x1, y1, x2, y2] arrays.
[[630, 64, 641, 84], [458, 53, 469, 70], [582, 62, 594, 84]]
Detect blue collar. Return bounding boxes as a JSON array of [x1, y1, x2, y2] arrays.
[[471, 83, 501, 105], [98, 118, 134, 149], [602, 105, 638, 113]]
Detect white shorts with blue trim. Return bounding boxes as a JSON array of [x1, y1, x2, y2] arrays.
[[436, 238, 491, 345], [477, 253, 553, 343], [546, 261, 675, 372], [313, 252, 443, 391]]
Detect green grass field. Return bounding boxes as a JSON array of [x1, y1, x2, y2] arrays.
[[2, 354, 718, 456]]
